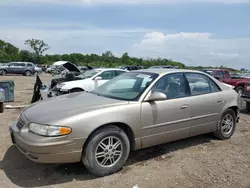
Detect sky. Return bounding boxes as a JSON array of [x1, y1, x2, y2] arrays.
[[0, 0, 250, 68]]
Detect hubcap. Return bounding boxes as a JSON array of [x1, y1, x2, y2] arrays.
[[95, 136, 123, 168], [221, 114, 234, 135]]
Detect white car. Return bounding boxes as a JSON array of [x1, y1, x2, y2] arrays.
[[49, 68, 128, 97]]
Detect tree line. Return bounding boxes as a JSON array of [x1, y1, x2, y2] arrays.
[[0, 39, 185, 68]]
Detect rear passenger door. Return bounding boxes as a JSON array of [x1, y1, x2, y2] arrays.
[[185, 72, 226, 136]]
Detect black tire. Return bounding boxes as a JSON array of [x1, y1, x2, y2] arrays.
[[213, 109, 236, 140], [24, 70, 32, 76], [246, 102, 250, 112], [70, 88, 84, 93], [0, 69, 7, 76], [82, 125, 130, 177]]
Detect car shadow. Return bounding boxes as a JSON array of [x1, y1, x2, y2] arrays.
[[0, 134, 215, 187]]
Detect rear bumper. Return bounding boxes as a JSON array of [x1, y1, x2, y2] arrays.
[[9, 122, 86, 164]]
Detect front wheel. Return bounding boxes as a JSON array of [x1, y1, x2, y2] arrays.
[[213, 109, 236, 140], [0, 70, 7, 76], [82, 125, 130, 177]]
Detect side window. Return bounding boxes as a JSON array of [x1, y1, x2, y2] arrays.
[[11, 63, 19, 67], [99, 71, 115, 80], [27, 63, 33, 67], [225, 71, 230, 79], [18, 63, 26, 67], [214, 71, 224, 79], [115, 70, 126, 76], [152, 73, 187, 99], [185, 73, 211, 96]]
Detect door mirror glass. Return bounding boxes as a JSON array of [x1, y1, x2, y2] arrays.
[[94, 76, 102, 81], [144, 92, 167, 102]]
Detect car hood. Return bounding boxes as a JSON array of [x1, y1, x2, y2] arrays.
[[23, 92, 128, 124], [53, 61, 81, 72]]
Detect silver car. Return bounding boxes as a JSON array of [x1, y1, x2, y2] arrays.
[[9, 69, 239, 176]]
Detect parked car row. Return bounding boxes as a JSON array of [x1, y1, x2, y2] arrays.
[[10, 68, 240, 177]]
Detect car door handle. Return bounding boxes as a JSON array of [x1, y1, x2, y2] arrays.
[[217, 100, 224, 103], [180, 105, 189, 109]]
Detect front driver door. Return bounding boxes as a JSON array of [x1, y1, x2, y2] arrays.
[[140, 73, 191, 149]]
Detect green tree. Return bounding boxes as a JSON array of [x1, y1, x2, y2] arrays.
[[25, 39, 50, 63]]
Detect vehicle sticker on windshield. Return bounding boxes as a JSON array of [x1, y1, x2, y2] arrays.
[[136, 74, 151, 78]]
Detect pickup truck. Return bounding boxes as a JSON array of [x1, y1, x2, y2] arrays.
[[201, 69, 250, 111]]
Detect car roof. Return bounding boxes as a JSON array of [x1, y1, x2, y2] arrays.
[[94, 68, 128, 71], [132, 68, 204, 75]]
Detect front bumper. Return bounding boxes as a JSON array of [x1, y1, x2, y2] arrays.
[[9, 121, 86, 164]]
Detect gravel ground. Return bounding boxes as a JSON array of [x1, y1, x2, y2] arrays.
[[0, 74, 249, 188]]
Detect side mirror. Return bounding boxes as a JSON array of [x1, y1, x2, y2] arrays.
[[94, 76, 102, 81], [144, 92, 167, 102]]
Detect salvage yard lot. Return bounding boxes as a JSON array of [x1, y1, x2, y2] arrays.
[[0, 74, 250, 188]]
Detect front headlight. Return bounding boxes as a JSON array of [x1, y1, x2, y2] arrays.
[[29, 123, 72, 137]]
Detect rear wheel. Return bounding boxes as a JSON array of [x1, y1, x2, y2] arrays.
[[24, 70, 32, 76], [213, 109, 236, 140], [82, 125, 130, 177], [0, 70, 7, 76]]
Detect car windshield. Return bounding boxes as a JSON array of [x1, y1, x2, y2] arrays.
[[78, 69, 101, 79], [201, 70, 214, 75], [91, 72, 159, 101]]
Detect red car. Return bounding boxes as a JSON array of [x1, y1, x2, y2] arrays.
[[201, 69, 250, 111]]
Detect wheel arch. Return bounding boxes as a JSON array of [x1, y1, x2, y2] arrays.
[[83, 122, 136, 152], [70, 87, 84, 92], [0, 69, 8, 73]]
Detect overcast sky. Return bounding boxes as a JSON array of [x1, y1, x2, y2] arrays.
[[0, 0, 250, 68]]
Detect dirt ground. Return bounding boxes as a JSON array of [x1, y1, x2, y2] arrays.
[[0, 74, 249, 188]]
